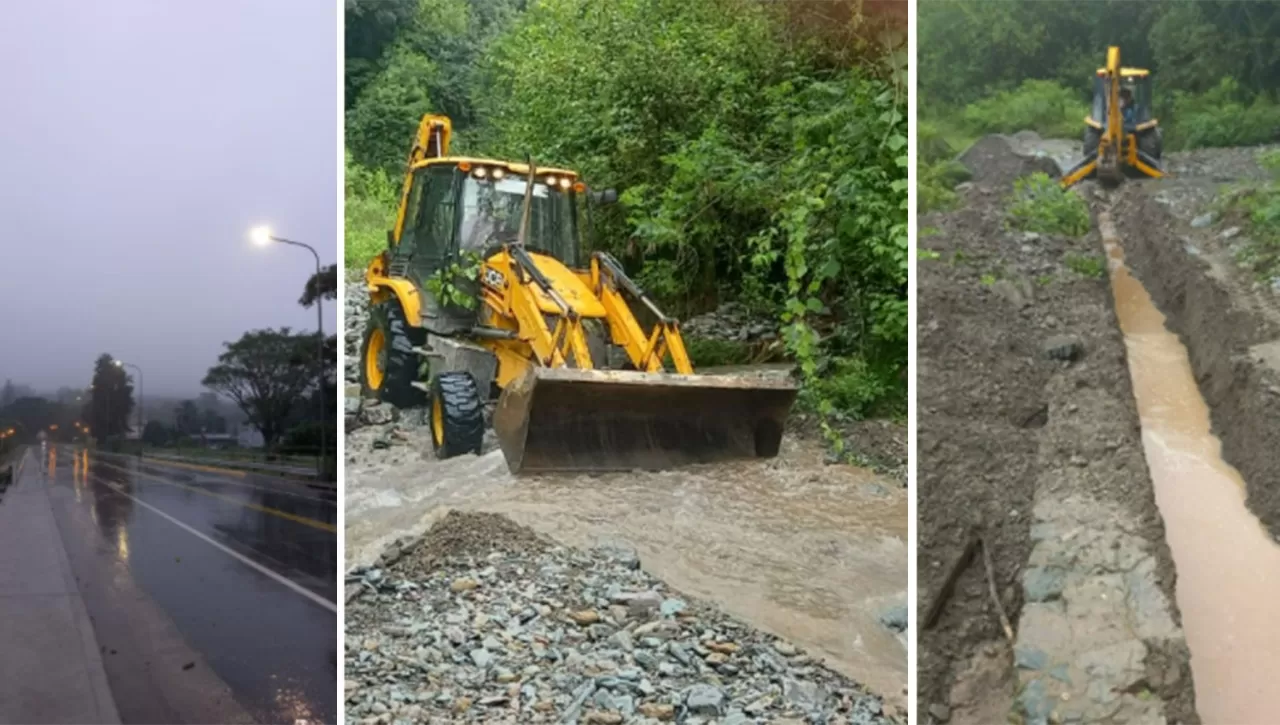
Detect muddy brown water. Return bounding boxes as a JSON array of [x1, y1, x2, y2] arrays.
[[346, 436, 907, 706], [1102, 212, 1280, 722]]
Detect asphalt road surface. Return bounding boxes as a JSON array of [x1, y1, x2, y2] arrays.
[[41, 445, 337, 724]]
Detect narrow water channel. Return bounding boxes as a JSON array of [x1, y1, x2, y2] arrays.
[[1100, 211, 1280, 722]]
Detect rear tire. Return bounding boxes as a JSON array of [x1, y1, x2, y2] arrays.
[[1137, 127, 1162, 162], [1082, 126, 1101, 156], [361, 302, 426, 409], [429, 371, 485, 459]]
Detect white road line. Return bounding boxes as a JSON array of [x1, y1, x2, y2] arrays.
[[92, 477, 337, 614]]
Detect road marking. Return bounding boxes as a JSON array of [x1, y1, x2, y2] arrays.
[[87, 474, 337, 614], [93, 458, 336, 534], [142, 457, 248, 478], [132, 457, 336, 506]]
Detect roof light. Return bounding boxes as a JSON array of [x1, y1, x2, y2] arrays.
[[492, 167, 506, 180], [474, 166, 489, 180], [558, 177, 572, 190], [545, 175, 558, 187]]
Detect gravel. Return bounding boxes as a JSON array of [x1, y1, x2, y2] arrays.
[[345, 511, 896, 725]]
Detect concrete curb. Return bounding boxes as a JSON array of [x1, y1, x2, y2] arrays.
[[0, 449, 121, 724]]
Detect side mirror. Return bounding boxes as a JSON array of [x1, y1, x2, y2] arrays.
[[589, 188, 619, 205]]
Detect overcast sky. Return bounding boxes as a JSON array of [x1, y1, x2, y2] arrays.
[[0, 0, 337, 397]]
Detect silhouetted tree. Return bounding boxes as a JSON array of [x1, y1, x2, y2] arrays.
[[87, 354, 133, 441], [202, 329, 320, 447]]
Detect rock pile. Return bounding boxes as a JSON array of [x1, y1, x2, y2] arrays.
[[681, 303, 779, 344], [346, 512, 896, 725]]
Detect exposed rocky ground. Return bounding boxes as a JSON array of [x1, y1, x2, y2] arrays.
[[918, 135, 1194, 724], [345, 512, 898, 725]]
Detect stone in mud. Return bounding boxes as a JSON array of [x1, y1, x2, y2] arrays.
[[638, 702, 675, 720], [1222, 226, 1241, 239], [1014, 645, 1048, 671], [783, 677, 828, 709], [684, 684, 726, 716], [1190, 212, 1216, 228], [450, 577, 478, 593], [927, 703, 951, 722], [659, 598, 686, 617], [469, 648, 493, 669], [1022, 567, 1066, 603], [615, 590, 663, 617], [361, 401, 395, 425], [877, 604, 907, 633], [1042, 335, 1084, 362]]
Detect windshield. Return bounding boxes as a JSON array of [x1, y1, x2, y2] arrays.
[[458, 175, 579, 265]]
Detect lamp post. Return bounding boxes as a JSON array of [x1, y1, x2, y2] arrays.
[[114, 360, 143, 453], [250, 225, 328, 476]]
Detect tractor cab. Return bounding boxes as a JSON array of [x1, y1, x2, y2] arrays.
[[1089, 68, 1154, 130], [390, 159, 587, 285]]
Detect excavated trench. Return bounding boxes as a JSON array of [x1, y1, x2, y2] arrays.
[[922, 134, 1280, 723], [1108, 183, 1280, 722]]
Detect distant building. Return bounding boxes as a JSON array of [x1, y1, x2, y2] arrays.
[[237, 427, 264, 448]]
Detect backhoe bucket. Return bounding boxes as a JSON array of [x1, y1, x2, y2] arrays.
[[493, 367, 798, 474]]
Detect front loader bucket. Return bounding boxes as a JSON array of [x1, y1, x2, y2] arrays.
[[493, 367, 798, 474]]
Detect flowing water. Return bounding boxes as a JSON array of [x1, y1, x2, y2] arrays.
[[346, 436, 908, 705], [1101, 212, 1280, 722]]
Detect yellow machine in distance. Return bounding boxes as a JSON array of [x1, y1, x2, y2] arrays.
[[1061, 46, 1164, 188], [361, 115, 798, 473]]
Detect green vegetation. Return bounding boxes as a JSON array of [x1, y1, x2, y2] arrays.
[[1006, 173, 1092, 237], [683, 338, 754, 369], [960, 80, 1087, 139], [920, 1, 1280, 152], [345, 0, 908, 422], [1065, 253, 1106, 279], [1216, 149, 1280, 281]]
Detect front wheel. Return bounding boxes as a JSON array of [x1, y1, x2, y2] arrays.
[[429, 371, 485, 459], [361, 302, 426, 409]]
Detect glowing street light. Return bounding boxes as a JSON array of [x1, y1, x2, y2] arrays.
[[248, 224, 328, 476]]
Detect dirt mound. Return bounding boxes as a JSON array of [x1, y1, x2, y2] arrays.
[[957, 134, 1062, 188], [400, 510, 551, 578]]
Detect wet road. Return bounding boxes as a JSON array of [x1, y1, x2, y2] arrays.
[[42, 445, 336, 724]]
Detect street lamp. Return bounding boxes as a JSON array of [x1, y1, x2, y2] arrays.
[[249, 225, 328, 476], [114, 360, 143, 452]]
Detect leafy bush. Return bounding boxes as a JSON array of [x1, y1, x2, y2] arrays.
[[961, 80, 1087, 139], [1064, 253, 1105, 279], [1005, 173, 1091, 237], [345, 150, 398, 266], [684, 337, 754, 368], [1168, 78, 1280, 150], [802, 357, 903, 421], [1216, 149, 1280, 280], [919, 159, 970, 213]]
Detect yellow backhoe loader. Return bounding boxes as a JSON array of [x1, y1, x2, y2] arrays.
[[361, 115, 798, 473], [1061, 46, 1164, 188]]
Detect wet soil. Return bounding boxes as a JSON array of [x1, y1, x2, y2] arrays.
[[917, 136, 1189, 723]]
